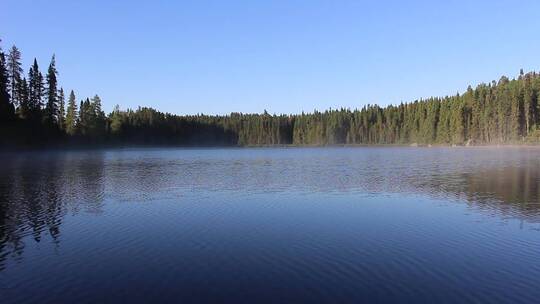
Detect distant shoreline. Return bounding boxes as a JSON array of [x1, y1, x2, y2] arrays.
[[3, 42, 540, 150], [3, 142, 540, 152]]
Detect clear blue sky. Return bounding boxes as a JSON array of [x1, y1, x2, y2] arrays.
[[2, 0, 540, 115]]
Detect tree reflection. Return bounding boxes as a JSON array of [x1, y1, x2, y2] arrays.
[[0, 152, 105, 271], [1, 149, 539, 271], [460, 165, 540, 220]]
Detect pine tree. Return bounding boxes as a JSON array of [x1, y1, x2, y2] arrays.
[[78, 99, 88, 135], [91, 94, 106, 137], [7, 45, 22, 109], [28, 59, 44, 121], [0, 44, 15, 121], [58, 87, 65, 130], [17, 78, 30, 119], [45, 55, 58, 126], [92, 94, 104, 118], [65, 90, 78, 135]]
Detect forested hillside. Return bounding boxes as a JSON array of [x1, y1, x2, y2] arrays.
[[1, 42, 540, 147]]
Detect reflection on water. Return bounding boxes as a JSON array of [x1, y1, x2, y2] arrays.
[[0, 153, 105, 271], [0, 147, 539, 303], [461, 166, 540, 218]]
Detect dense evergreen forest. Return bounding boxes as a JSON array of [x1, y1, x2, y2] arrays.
[[2, 41, 540, 148]]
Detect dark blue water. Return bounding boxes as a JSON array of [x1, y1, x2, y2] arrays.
[[1, 147, 539, 303]]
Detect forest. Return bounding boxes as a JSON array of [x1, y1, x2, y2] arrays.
[[2, 42, 540, 148]]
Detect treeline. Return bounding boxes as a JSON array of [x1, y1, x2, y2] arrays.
[[2, 41, 540, 148]]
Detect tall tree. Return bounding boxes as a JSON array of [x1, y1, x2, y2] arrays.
[[7, 45, 22, 109], [28, 58, 44, 121], [92, 94, 106, 122], [65, 90, 77, 135], [0, 45, 15, 121], [78, 99, 87, 135], [17, 77, 30, 119], [58, 87, 65, 130], [92, 95, 106, 136], [45, 55, 58, 126]]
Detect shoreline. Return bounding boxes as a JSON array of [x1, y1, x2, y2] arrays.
[[3, 142, 540, 152]]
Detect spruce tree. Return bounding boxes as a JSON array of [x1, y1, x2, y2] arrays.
[[7, 45, 22, 108], [28, 59, 44, 121], [65, 90, 78, 135], [78, 99, 86, 135], [45, 55, 58, 126], [0, 45, 15, 121], [17, 78, 30, 119], [91, 95, 106, 137], [92, 94, 104, 118], [58, 87, 65, 130]]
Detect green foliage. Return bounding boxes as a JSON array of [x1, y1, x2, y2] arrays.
[[3, 41, 540, 147], [44, 55, 58, 126], [7, 45, 22, 108], [0, 46, 15, 121], [65, 90, 77, 135], [16, 78, 29, 119], [58, 87, 65, 130], [27, 58, 44, 122]]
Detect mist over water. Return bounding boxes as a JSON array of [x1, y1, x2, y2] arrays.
[[1, 147, 539, 303]]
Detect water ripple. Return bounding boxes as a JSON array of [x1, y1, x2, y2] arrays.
[[1, 147, 540, 303]]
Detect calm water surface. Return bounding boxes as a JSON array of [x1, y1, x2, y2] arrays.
[[1, 147, 539, 303]]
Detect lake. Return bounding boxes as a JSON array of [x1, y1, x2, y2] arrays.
[[1, 147, 539, 303]]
